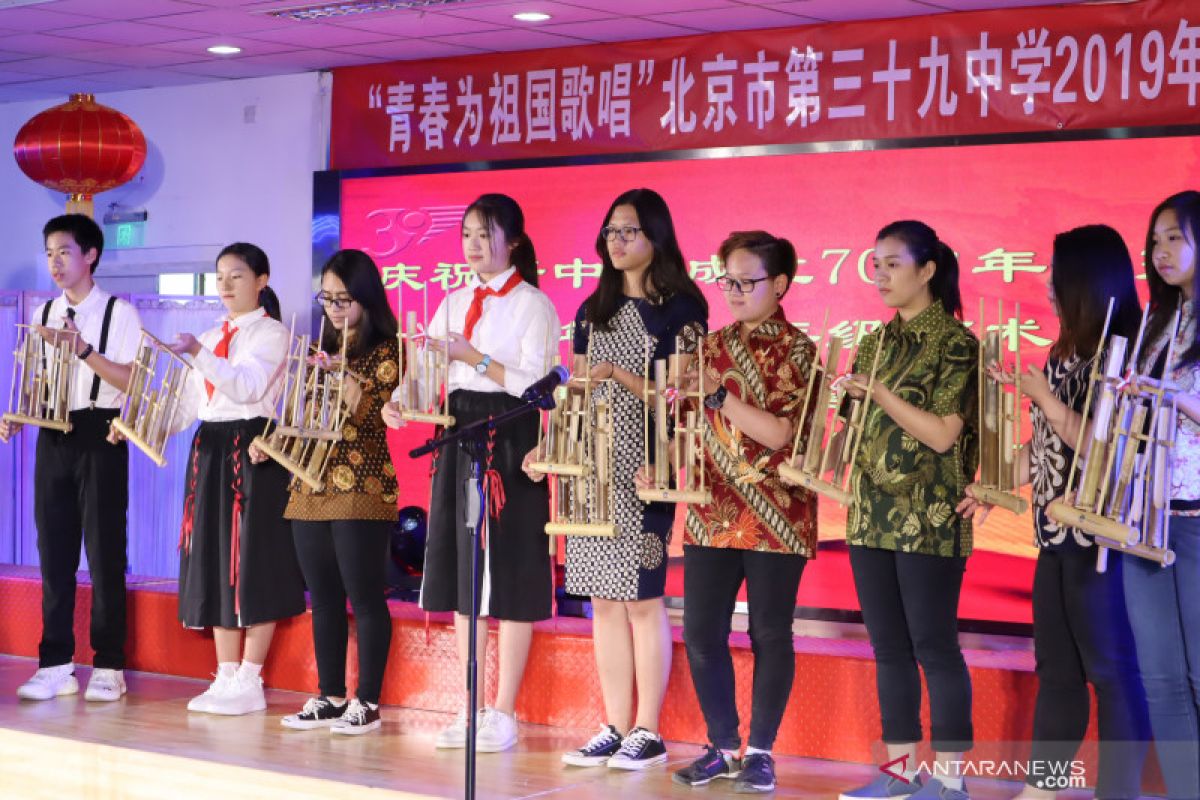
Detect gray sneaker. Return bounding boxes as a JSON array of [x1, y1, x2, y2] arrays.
[[906, 778, 968, 800], [839, 772, 924, 800]]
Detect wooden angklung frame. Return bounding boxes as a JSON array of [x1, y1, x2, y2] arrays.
[[636, 328, 710, 505], [397, 287, 455, 428], [252, 317, 352, 492], [966, 299, 1029, 514], [529, 326, 617, 550], [778, 318, 885, 507], [1046, 301, 1179, 571], [2, 322, 79, 436], [110, 330, 192, 466]]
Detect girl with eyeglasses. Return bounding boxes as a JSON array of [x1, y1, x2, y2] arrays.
[[669, 230, 819, 793], [530, 188, 708, 771], [275, 248, 400, 735], [143, 243, 304, 716], [384, 193, 560, 753]]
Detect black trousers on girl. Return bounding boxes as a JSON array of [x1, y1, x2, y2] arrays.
[[683, 544, 807, 751], [292, 519, 393, 705], [1029, 547, 1149, 800], [849, 545, 973, 752], [34, 409, 128, 669]]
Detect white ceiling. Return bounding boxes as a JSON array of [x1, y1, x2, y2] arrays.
[[0, 0, 1102, 103]]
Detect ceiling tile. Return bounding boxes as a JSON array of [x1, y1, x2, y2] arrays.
[[557, 0, 740, 11], [233, 49, 381, 71], [0, 6, 104, 31], [237, 23, 396, 49], [40, 0, 203, 20], [431, 27, 592, 53], [6, 74, 144, 96], [0, 31, 111, 56], [331, 11, 505, 37], [166, 58, 294, 79], [50, 21, 202, 47], [328, 39, 487, 61], [154, 35, 300, 57], [83, 67, 210, 88], [763, 0, 946, 21], [540, 17, 703, 43], [62, 46, 212, 69], [648, 6, 822, 32], [149, 8, 307, 35], [1, 55, 132, 78]]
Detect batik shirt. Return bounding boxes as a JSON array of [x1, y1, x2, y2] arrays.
[[685, 308, 819, 557], [846, 301, 979, 557]]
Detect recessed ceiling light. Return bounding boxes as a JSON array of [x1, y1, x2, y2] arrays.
[[207, 44, 242, 56], [513, 11, 551, 22]]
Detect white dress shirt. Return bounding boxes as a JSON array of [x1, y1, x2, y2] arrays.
[[399, 266, 561, 399], [174, 306, 290, 427], [36, 286, 142, 411]]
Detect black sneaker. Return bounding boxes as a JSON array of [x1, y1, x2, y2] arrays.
[[735, 752, 777, 793], [607, 726, 668, 770], [673, 745, 740, 786], [331, 698, 381, 735], [281, 696, 347, 730], [562, 724, 623, 766]]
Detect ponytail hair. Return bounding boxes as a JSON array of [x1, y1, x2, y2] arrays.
[[258, 286, 281, 321], [875, 220, 962, 318], [216, 241, 280, 319], [464, 193, 538, 286]]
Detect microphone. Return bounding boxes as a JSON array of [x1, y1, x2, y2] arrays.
[[520, 365, 570, 403]]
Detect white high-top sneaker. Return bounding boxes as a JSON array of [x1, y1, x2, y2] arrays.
[[207, 672, 266, 716], [84, 668, 126, 701], [16, 664, 78, 701]]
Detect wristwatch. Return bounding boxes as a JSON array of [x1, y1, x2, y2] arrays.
[[704, 385, 727, 410], [475, 353, 492, 375], [77, 343, 94, 361]]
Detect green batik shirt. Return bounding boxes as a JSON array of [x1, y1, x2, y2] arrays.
[[846, 301, 979, 558]]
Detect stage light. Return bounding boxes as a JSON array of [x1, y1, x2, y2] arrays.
[[206, 45, 242, 55], [513, 11, 551, 22]]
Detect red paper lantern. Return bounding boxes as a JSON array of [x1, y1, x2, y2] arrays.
[[13, 92, 147, 218]]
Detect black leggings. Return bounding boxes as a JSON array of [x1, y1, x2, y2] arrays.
[[683, 544, 806, 751], [849, 545, 973, 752], [1029, 547, 1149, 800], [292, 520, 393, 705]]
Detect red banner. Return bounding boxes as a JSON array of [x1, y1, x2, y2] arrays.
[[331, 0, 1200, 170]]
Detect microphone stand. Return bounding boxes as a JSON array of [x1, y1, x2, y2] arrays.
[[409, 390, 557, 800]]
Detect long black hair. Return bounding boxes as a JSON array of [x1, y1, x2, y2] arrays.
[[318, 248, 399, 359], [584, 188, 708, 329], [1049, 224, 1142, 361], [464, 193, 538, 286], [1144, 190, 1200, 368], [217, 242, 280, 320], [875, 220, 962, 319]]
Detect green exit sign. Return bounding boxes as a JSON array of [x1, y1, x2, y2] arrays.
[[103, 221, 145, 249]]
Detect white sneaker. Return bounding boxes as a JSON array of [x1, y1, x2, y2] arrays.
[[435, 708, 472, 749], [187, 673, 233, 713], [84, 668, 126, 701], [330, 698, 381, 736], [476, 707, 518, 753], [17, 664, 79, 700], [207, 673, 266, 716]]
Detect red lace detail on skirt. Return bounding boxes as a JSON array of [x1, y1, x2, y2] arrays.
[[178, 443, 201, 553], [229, 431, 245, 615]]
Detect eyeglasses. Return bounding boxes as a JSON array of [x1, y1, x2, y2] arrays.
[[601, 225, 643, 243], [715, 275, 771, 295], [315, 292, 355, 309]]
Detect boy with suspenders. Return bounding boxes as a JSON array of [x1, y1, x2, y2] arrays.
[[0, 215, 142, 702]]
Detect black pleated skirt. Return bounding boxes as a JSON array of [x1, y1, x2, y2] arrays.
[[420, 390, 553, 621], [177, 418, 305, 629]]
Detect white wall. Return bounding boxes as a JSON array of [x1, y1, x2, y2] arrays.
[[0, 71, 329, 327]]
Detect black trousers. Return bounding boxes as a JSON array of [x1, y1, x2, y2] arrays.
[[849, 545, 973, 752], [33, 409, 129, 670], [683, 544, 807, 751], [1029, 547, 1150, 800], [292, 519, 393, 705]]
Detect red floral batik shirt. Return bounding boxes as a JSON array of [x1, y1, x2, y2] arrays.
[[684, 308, 819, 557]]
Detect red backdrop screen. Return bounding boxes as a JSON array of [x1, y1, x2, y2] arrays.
[[337, 134, 1200, 624]]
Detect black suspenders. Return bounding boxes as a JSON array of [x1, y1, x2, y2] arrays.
[[44, 296, 118, 408]]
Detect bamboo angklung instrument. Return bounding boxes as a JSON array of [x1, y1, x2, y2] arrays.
[[966, 299, 1029, 514], [397, 284, 455, 427], [528, 324, 618, 551], [253, 317, 352, 492], [1045, 301, 1179, 571], [636, 327, 710, 505], [110, 329, 192, 466], [779, 318, 885, 507], [2, 323, 79, 437]]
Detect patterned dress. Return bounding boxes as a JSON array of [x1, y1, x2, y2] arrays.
[[1029, 354, 1094, 549], [565, 294, 706, 601]]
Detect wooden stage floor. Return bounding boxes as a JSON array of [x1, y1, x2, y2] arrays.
[[0, 656, 1097, 800]]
